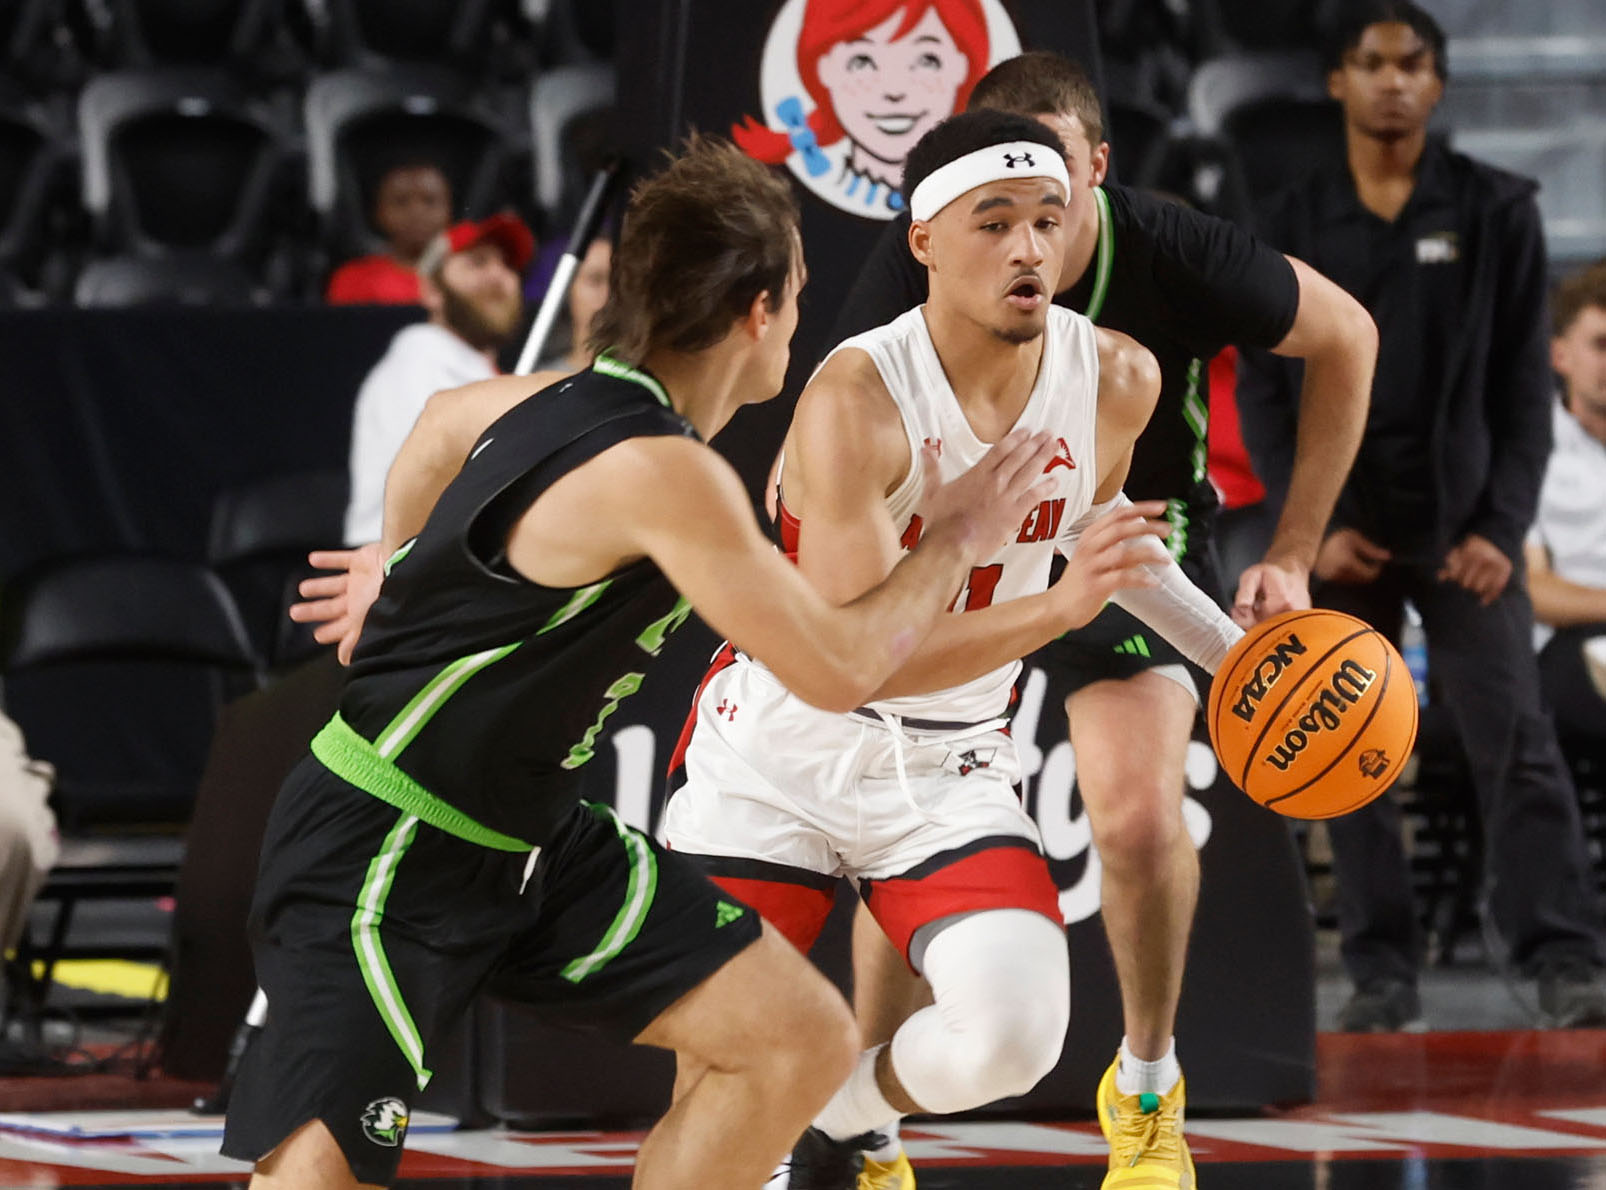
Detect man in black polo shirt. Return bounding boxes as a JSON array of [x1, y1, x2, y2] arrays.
[[830, 51, 1377, 1187], [1239, 0, 1606, 1032]]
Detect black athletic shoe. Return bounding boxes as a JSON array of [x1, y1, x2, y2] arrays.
[[1337, 979, 1425, 1033], [788, 1126, 869, 1190], [1537, 960, 1606, 1028]]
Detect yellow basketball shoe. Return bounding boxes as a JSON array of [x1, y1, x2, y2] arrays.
[[858, 1147, 915, 1190], [1096, 1055, 1197, 1189]]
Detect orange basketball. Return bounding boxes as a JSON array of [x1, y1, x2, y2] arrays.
[[1207, 609, 1419, 819]]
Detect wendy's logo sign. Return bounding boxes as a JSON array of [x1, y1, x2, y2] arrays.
[[735, 0, 1021, 220]]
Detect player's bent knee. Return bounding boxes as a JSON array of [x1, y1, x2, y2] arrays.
[[959, 994, 1067, 1102], [895, 910, 1069, 1112], [1089, 789, 1188, 868], [740, 931, 859, 1090], [775, 980, 860, 1092]]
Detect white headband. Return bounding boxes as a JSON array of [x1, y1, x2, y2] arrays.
[[908, 141, 1070, 223]]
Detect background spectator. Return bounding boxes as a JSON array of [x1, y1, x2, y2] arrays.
[[533, 235, 611, 374], [1238, 0, 1606, 1032], [0, 710, 57, 959], [324, 159, 453, 306], [1529, 260, 1606, 750], [343, 214, 532, 545]]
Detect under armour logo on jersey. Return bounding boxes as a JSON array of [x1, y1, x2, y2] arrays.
[[715, 700, 738, 721], [923, 436, 943, 458], [1003, 151, 1036, 169]]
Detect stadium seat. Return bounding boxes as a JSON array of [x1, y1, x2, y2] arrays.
[[207, 468, 347, 668], [1201, 0, 1326, 54], [1187, 51, 1327, 139], [524, 0, 614, 66], [73, 253, 260, 305], [303, 0, 500, 68], [305, 66, 517, 259], [1221, 97, 1345, 205], [75, 0, 293, 74], [1, 554, 262, 1017], [78, 70, 296, 268], [0, 554, 264, 830], [1108, 99, 1173, 190], [529, 62, 613, 229], [0, 87, 74, 296], [1452, 122, 1606, 268]]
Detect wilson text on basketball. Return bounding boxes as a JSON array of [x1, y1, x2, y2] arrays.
[[1262, 659, 1378, 772]]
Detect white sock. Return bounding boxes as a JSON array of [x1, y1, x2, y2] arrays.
[[813, 1045, 901, 1142], [865, 1119, 902, 1161], [1115, 1036, 1180, 1097]]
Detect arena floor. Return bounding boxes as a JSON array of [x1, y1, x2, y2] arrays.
[[0, 1029, 1602, 1187]]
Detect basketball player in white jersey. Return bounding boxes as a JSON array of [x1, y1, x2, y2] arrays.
[[661, 112, 1242, 1188]]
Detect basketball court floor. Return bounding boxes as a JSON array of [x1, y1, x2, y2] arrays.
[[0, 1027, 1602, 1187]]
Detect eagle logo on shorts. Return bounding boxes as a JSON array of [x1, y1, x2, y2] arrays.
[[1357, 748, 1391, 780], [361, 1097, 410, 1147], [956, 748, 996, 776]]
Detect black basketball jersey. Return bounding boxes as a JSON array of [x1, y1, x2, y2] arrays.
[[317, 358, 697, 848]]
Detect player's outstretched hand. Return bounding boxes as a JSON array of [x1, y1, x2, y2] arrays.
[[1232, 557, 1312, 627], [917, 428, 1057, 565], [1053, 500, 1171, 628], [288, 544, 385, 665]]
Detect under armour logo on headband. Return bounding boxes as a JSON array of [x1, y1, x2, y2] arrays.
[[908, 141, 1070, 222]]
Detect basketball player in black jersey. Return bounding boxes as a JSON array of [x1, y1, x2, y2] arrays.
[[831, 54, 1378, 1187], [221, 138, 1065, 1190]]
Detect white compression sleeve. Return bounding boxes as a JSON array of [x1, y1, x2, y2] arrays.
[[1060, 493, 1244, 674], [888, 909, 1069, 1115]]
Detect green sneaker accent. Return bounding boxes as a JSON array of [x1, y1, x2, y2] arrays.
[[1139, 1092, 1160, 1114], [714, 901, 744, 928]]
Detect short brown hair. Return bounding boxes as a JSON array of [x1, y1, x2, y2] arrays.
[[588, 135, 799, 364], [1553, 258, 1606, 337], [967, 52, 1104, 147]]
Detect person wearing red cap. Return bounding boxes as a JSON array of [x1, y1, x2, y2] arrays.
[[342, 214, 534, 545]]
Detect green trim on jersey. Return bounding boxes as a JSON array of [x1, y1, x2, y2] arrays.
[[350, 811, 433, 1090], [1182, 356, 1208, 485], [383, 539, 416, 577], [561, 802, 659, 983], [1083, 188, 1115, 323], [593, 352, 671, 408], [635, 596, 691, 657], [313, 714, 535, 851], [541, 580, 613, 634], [1165, 497, 1190, 562], [373, 643, 523, 759]]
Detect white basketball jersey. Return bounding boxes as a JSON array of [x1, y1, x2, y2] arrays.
[[796, 304, 1101, 723]]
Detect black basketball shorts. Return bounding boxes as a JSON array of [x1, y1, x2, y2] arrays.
[[221, 756, 761, 1185]]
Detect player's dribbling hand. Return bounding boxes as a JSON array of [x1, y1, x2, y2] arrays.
[[916, 428, 1058, 564], [1053, 500, 1171, 627], [287, 543, 386, 665]]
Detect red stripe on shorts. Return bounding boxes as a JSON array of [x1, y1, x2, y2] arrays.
[[862, 841, 1063, 968], [666, 641, 740, 782], [707, 875, 836, 955]]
